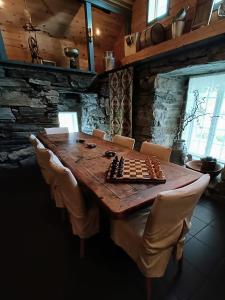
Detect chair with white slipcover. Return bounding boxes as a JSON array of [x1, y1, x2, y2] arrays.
[[49, 160, 99, 257], [29, 134, 39, 149], [35, 144, 53, 185], [112, 134, 135, 150], [44, 127, 69, 135], [140, 141, 172, 162], [110, 174, 210, 300], [92, 129, 106, 140]]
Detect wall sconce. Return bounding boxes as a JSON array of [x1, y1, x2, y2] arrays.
[[0, 0, 4, 8], [87, 27, 101, 42]]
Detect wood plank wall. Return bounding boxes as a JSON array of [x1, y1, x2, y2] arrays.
[[0, 0, 125, 72], [132, 0, 219, 34]]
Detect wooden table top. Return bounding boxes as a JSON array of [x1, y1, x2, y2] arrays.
[[38, 132, 202, 218]]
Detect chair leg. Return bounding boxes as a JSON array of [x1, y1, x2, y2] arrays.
[[80, 238, 86, 258], [178, 255, 183, 274], [146, 277, 152, 300], [60, 208, 67, 222]]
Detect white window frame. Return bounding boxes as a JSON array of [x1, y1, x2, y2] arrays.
[[147, 0, 170, 25], [183, 73, 225, 164], [214, 0, 223, 10]]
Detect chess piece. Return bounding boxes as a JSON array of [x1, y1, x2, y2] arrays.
[[110, 164, 116, 178]]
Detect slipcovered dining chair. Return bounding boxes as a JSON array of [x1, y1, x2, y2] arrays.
[[44, 127, 69, 135], [140, 141, 172, 162], [110, 174, 210, 300], [29, 134, 52, 184], [49, 160, 100, 257], [35, 143, 53, 185], [92, 129, 106, 140], [29, 134, 39, 149], [112, 134, 135, 150]]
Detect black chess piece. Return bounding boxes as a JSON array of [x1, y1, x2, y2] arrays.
[[117, 167, 123, 177], [119, 156, 124, 167], [117, 157, 124, 177], [110, 166, 116, 178]]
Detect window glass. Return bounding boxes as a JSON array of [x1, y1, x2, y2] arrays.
[[58, 112, 78, 133], [148, 0, 169, 24], [183, 73, 225, 163]]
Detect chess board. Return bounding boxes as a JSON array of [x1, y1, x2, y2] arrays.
[[106, 157, 166, 183]]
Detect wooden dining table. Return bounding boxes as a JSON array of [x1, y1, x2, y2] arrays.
[[38, 132, 202, 218]]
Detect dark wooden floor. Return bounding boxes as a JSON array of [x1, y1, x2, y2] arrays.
[[1, 164, 225, 300]]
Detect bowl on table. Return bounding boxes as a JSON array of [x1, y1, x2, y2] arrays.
[[76, 139, 85, 143], [105, 150, 116, 158], [86, 143, 96, 149], [186, 160, 222, 179]]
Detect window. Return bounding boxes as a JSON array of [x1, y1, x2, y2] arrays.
[[214, 0, 222, 7], [58, 112, 78, 133], [183, 73, 225, 163], [147, 0, 169, 24]]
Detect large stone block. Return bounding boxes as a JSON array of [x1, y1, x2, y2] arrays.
[[8, 146, 33, 161], [19, 107, 46, 116], [29, 78, 51, 86], [44, 90, 59, 103], [0, 108, 16, 122], [0, 152, 8, 162], [0, 78, 28, 87], [0, 91, 47, 108], [0, 67, 5, 78]]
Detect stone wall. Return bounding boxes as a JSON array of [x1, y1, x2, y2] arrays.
[[131, 38, 225, 149], [152, 75, 187, 147], [0, 63, 109, 171]]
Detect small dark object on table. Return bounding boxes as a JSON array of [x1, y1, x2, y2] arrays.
[[105, 151, 116, 158], [76, 139, 85, 143], [87, 143, 96, 149]]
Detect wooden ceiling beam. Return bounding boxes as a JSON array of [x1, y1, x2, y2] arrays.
[[104, 0, 133, 11], [81, 0, 131, 16]]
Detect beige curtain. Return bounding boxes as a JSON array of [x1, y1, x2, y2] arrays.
[[109, 67, 133, 137]]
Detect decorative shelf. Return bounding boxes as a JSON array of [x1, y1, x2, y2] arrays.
[[122, 19, 225, 66], [0, 60, 96, 75]]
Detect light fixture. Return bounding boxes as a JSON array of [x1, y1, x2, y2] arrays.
[[87, 27, 101, 42], [0, 0, 4, 8], [95, 28, 101, 36]]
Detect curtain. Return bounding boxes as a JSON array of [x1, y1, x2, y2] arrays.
[[109, 67, 133, 137]]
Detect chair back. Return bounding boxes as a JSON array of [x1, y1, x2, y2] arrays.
[[92, 129, 106, 140], [112, 134, 135, 150], [44, 127, 69, 135], [29, 134, 39, 148], [36, 144, 53, 184], [140, 141, 171, 162], [49, 161, 99, 238], [139, 174, 210, 277]]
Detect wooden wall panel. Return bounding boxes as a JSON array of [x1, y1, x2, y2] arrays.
[[0, 0, 125, 72], [92, 7, 125, 72], [131, 0, 219, 34]]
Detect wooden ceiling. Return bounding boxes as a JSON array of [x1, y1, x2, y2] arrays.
[[104, 0, 135, 10], [0, 0, 126, 72]]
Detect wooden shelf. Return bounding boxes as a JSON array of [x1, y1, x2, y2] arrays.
[[122, 19, 225, 66]]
